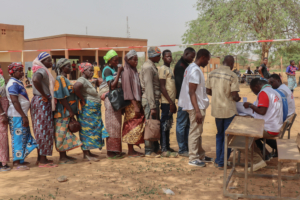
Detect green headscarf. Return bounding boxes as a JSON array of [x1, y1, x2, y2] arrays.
[[104, 50, 118, 63]]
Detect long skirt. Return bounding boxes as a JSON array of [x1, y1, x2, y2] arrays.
[[104, 97, 122, 153], [0, 97, 9, 165], [122, 102, 145, 145], [78, 99, 108, 150], [288, 75, 297, 90], [54, 117, 82, 152], [8, 117, 37, 162], [30, 96, 54, 156]]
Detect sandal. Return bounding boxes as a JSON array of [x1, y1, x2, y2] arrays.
[[84, 155, 100, 162], [59, 160, 76, 165], [0, 165, 11, 172], [13, 165, 30, 171], [39, 163, 58, 168]]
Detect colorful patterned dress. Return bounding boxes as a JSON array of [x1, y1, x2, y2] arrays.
[[76, 77, 108, 150], [0, 75, 9, 165], [54, 75, 82, 152], [102, 66, 123, 153], [6, 78, 37, 163]]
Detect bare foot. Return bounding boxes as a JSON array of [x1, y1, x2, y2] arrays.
[[66, 156, 77, 160], [89, 152, 100, 157], [128, 150, 144, 156]]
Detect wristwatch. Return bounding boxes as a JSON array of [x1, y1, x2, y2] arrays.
[[248, 103, 252, 109]]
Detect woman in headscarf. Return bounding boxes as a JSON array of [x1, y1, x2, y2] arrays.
[[0, 72, 10, 171], [102, 50, 124, 159], [54, 58, 82, 164], [6, 63, 37, 170], [73, 62, 108, 162], [121, 50, 145, 157], [31, 52, 57, 168]]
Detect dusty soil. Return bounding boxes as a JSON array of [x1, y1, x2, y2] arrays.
[[0, 74, 300, 200]]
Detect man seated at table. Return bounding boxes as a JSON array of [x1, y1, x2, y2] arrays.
[[243, 78, 283, 171], [269, 74, 295, 118], [245, 67, 254, 75]]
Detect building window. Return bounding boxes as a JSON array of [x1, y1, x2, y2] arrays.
[[1, 29, 6, 35], [215, 64, 218, 69], [210, 64, 212, 68]]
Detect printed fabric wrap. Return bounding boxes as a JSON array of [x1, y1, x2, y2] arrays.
[[78, 99, 108, 150], [8, 117, 37, 162]]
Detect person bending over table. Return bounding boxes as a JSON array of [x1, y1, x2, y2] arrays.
[[243, 78, 283, 171]]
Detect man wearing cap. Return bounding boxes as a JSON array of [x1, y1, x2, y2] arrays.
[[140, 47, 162, 158]]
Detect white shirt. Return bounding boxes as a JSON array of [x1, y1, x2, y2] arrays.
[[278, 84, 295, 116], [254, 87, 283, 133], [178, 63, 209, 111], [6, 78, 30, 117]]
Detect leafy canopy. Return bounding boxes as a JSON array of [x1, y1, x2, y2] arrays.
[[183, 0, 300, 60]]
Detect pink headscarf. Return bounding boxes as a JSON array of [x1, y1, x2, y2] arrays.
[[79, 62, 93, 73]]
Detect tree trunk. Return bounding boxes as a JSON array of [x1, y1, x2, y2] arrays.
[[261, 43, 270, 65]]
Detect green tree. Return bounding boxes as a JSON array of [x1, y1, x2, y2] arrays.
[[183, 0, 300, 61]]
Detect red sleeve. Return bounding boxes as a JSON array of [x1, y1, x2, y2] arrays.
[[257, 91, 269, 107]]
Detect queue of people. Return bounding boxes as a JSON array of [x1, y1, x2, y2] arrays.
[[0, 47, 297, 173]]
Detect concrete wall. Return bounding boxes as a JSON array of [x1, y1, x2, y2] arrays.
[[0, 24, 24, 51]]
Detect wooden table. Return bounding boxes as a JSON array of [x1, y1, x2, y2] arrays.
[[224, 116, 300, 199], [223, 116, 264, 199], [245, 74, 261, 85]]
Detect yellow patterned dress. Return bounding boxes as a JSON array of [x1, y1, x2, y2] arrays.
[[53, 75, 82, 152], [122, 102, 145, 145]]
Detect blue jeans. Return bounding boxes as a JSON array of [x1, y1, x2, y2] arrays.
[[215, 116, 234, 167], [160, 104, 172, 152], [176, 107, 190, 154]]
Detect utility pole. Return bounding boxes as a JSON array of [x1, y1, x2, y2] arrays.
[[127, 16, 130, 38], [86, 26, 88, 35]]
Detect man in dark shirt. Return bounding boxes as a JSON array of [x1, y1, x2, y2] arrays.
[[258, 58, 270, 79], [174, 47, 196, 157]]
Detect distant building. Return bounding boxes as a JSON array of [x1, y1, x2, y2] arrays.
[[0, 23, 148, 79]]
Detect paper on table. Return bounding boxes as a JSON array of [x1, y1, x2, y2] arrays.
[[236, 102, 254, 116]]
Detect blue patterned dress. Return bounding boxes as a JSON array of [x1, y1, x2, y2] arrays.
[[6, 78, 37, 162], [76, 77, 108, 150]]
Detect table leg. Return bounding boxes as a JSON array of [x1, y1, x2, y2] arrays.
[[263, 138, 266, 160], [223, 134, 228, 193], [278, 162, 281, 197], [251, 141, 254, 174], [244, 137, 249, 195], [233, 149, 236, 168]]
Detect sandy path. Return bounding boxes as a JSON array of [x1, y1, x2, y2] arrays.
[[0, 74, 300, 200]]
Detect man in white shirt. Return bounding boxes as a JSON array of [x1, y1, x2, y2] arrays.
[[178, 49, 213, 167], [269, 74, 295, 117]]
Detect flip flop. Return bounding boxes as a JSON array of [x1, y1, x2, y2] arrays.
[[66, 157, 77, 161], [84, 155, 100, 162], [39, 163, 58, 168], [36, 160, 53, 166], [59, 160, 76, 165], [13, 165, 30, 171], [0, 165, 11, 172]]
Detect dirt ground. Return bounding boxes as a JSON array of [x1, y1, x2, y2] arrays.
[[1, 73, 300, 200]]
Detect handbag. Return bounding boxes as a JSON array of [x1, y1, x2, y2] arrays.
[[68, 117, 81, 133], [144, 115, 161, 141], [108, 81, 130, 111]]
